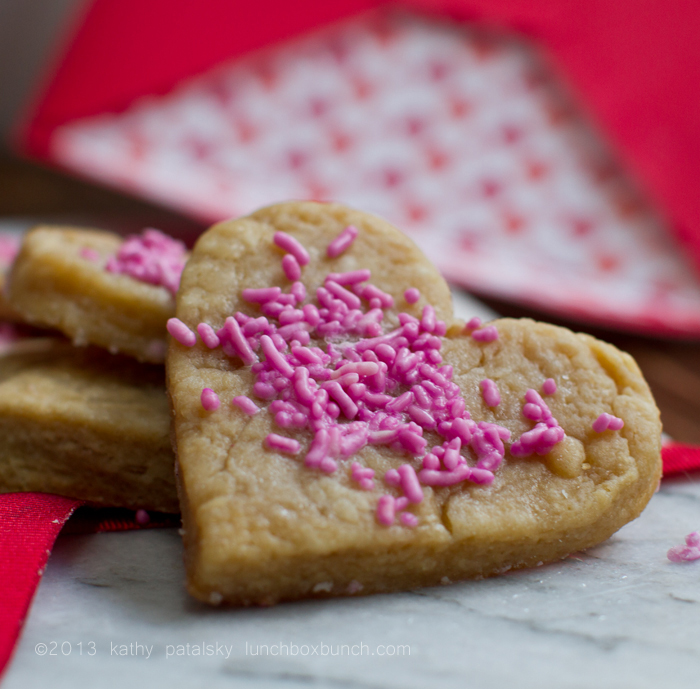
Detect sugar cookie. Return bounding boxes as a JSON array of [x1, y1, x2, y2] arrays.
[[167, 202, 661, 605], [0, 339, 177, 512], [7, 226, 187, 362]]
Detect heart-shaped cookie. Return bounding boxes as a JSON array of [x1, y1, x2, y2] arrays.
[[167, 202, 661, 606]]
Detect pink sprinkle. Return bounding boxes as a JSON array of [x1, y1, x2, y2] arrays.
[[523, 403, 542, 421], [326, 280, 362, 309], [408, 405, 436, 429], [305, 429, 330, 468], [397, 464, 424, 503], [480, 379, 501, 407], [404, 288, 420, 304], [282, 254, 301, 281], [469, 468, 496, 485], [220, 317, 257, 365], [411, 385, 431, 409], [592, 413, 625, 433], [398, 429, 427, 455], [200, 388, 220, 411], [472, 325, 499, 342], [325, 381, 358, 419], [592, 414, 610, 432], [265, 433, 301, 455], [421, 453, 441, 470], [167, 318, 197, 347], [418, 464, 474, 486], [386, 391, 414, 413], [384, 469, 401, 486], [253, 382, 276, 399], [376, 495, 396, 526], [242, 287, 282, 303], [451, 419, 472, 445], [400, 512, 419, 527], [465, 317, 482, 331], [327, 269, 371, 285], [357, 283, 394, 309], [197, 323, 220, 348], [232, 396, 260, 415], [609, 416, 625, 431], [80, 247, 100, 262], [135, 509, 150, 525], [278, 294, 297, 307], [292, 367, 315, 403], [291, 281, 306, 303], [668, 532, 700, 562], [351, 462, 375, 490], [278, 310, 303, 326], [260, 302, 285, 319], [260, 335, 294, 377], [327, 225, 359, 258], [331, 361, 379, 379], [319, 457, 338, 473], [421, 305, 436, 332], [542, 378, 557, 395], [274, 231, 310, 266], [442, 438, 462, 470]]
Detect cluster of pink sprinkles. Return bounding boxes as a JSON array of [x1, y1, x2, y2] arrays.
[[105, 228, 187, 295], [173, 225, 607, 528], [668, 532, 700, 562], [511, 389, 565, 456]]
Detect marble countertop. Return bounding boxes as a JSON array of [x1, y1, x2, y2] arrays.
[[6, 476, 700, 689], [5, 291, 700, 689]]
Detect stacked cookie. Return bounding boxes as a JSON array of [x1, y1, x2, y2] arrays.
[[1, 204, 663, 604], [0, 225, 185, 512]]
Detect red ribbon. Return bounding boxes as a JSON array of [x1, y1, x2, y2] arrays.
[[0, 494, 81, 678]]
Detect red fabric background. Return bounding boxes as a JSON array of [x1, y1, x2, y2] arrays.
[[16, 0, 700, 276]]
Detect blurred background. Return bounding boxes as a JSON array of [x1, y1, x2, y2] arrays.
[[1, 0, 699, 442]]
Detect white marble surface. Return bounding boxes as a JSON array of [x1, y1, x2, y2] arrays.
[[6, 290, 700, 688], [5, 475, 700, 689]]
